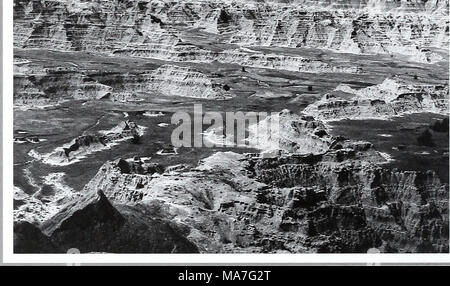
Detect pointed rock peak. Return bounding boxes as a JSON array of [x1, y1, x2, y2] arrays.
[[41, 189, 124, 236]]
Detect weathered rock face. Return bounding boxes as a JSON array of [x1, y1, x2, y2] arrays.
[[84, 158, 166, 204], [28, 120, 144, 166], [16, 102, 446, 253], [215, 49, 360, 73], [303, 78, 449, 121], [284, 0, 448, 12], [14, 182, 81, 226], [222, 7, 448, 63], [252, 154, 448, 252], [24, 190, 198, 253], [150, 0, 449, 15], [132, 64, 233, 99], [13, 60, 234, 107], [13, 62, 49, 108], [151, 0, 448, 62], [77, 145, 448, 253], [91, 65, 236, 101], [247, 109, 334, 154], [15, 0, 447, 64], [14, 61, 113, 108], [254, 146, 448, 253]]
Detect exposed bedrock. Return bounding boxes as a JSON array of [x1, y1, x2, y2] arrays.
[[250, 154, 448, 252], [222, 8, 448, 63], [153, 0, 448, 62], [123, 64, 233, 99], [12, 0, 450, 255], [14, 0, 448, 63], [15, 190, 198, 253], [14, 182, 81, 226], [114, 47, 360, 73], [152, 0, 449, 16], [73, 144, 448, 253], [303, 78, 449, 121], [247, 109, 334, 154], [14, 61, 234, 106], [28, 120, 144, 166], [14, 62, 113, 108], [245, 109, 401, 159], [90, 64, 234, 100]]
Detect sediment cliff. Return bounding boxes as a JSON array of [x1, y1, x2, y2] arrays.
[[14, 190, 198, 253], [14, 0, 448, 63], [303, 78, 449, 121], [27, 142, 446, 253]]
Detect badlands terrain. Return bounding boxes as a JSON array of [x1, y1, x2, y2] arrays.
[[13, 0, 449, 253]]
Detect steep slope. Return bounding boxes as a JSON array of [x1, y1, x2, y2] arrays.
[[37, 190, 198, 253], [78, 143, 448, 253], [14, 221, 62, 253], [14, 0, 448, 63], [13, 60, 235, 108], [131, 64, 233, 99]]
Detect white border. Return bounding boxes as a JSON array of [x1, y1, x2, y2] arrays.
[[3, 0, 450, 265], [3, 0, 15, 264]]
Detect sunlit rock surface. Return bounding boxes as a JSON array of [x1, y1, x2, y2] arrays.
[[14, 0, 449, 63], [13, 59, 234, 107], [42, 148, 448, 253], [133, 64, 233, 99], [303, 78, 449, 121], [14, 60, 113, 108], [247, 109, 334, 154]]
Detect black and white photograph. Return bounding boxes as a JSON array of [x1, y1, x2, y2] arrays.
[[3, 0, 450, 262]]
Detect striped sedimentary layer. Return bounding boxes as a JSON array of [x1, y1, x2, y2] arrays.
[[14, 0, 449, 64]]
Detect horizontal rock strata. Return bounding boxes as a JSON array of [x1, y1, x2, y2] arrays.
[[14, 0, 449, 64], [40, 143, 446, 253], [303, 78, 449, 121]]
